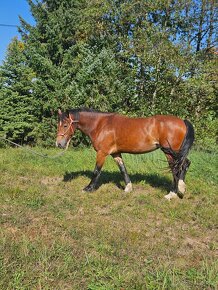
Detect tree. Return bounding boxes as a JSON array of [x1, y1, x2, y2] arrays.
[[0, 38, 36, 143]]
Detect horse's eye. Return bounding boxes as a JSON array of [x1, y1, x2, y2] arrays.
[[63, 124, 68, 128]]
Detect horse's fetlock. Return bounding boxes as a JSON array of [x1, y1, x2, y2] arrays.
[[178, 179, 186, 194], [124, 182, 133, 193]]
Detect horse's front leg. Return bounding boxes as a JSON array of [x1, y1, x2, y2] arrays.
[[83, 151, 106, 192], [112, 153, 132, 192]]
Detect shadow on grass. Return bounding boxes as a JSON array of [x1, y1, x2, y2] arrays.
[[63, 170, 172, 192]]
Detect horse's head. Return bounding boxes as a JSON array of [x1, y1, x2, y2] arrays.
[[56, 109, 78, 149]]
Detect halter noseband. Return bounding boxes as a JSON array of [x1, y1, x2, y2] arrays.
[[57, 113, 79, 137]]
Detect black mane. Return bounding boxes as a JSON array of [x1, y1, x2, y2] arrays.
[[67, 108, 113, 116]]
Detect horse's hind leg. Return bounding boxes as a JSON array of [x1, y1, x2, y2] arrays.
[[164, 155, 191, 200], [178, 158, 191, 195], [112, 153, 132, 192], [164, 154, 180, 200], [83, 151, 106, 192]]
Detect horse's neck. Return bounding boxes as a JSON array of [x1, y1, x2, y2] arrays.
[[78, 113, 99, 138]]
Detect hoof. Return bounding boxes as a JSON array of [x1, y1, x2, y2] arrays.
[[124, 182, 133, 193], [177, 191, 184, 199], [82, 185, 95, 192], [178, 179, 186, 195], [164, 191, 178, 200]]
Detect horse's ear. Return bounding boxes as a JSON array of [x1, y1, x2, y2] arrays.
[[58, 109, 62, 116]]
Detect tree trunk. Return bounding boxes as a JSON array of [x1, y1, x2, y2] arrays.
[[207, 0, 215, 50], [196, 0, 206, 52]]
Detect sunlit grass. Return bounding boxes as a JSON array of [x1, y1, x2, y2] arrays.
[[0, 147, 217, 289]]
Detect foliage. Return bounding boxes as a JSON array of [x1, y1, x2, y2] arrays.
[[0, 38, 36, 143], [0, 0, 217, 146]]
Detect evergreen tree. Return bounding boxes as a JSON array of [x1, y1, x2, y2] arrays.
[[0, 38, 36, 143]]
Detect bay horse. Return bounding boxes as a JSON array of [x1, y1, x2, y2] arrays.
[[56, 108, 194, 200]]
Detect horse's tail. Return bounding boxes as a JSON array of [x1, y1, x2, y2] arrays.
[[178, 120, 195, 162], [161, 119, 195, 173]]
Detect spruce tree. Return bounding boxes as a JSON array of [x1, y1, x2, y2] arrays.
[[0, 38, 36, 144]]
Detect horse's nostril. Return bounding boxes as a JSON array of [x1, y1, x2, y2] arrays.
[[56, 142, 62, 148]]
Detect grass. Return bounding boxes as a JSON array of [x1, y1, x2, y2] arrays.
[[0, 147, 217, 289]]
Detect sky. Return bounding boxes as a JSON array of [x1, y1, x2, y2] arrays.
[[0, 0, 34, 64]]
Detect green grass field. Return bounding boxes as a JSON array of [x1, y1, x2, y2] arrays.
[[0, 147, 217, 289]]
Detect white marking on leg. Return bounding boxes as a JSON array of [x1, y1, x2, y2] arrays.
[[164, 191, 178, 200], [114, 156, 123, 165], [124, 182, 133, 193], [178, 179, 186, 194]]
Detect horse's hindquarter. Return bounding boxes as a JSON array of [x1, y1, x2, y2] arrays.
[[155, 115, 187, 151]]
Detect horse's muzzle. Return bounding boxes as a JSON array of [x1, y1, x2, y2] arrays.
[[56, 138, 67, 149]]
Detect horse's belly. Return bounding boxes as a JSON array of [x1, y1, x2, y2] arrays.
[[116, 138, 158, 154]]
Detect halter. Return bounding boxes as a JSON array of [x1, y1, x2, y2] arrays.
[[57, 113, 79, 137]]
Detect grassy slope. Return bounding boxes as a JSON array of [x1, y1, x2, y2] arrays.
[[0, 147, 217, 289]]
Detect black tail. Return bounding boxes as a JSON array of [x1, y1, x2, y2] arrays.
[[179, 120, 195, 161], [161, 119, 195, 173]]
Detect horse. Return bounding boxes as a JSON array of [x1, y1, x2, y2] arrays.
[[56, 108, 194, 200]]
